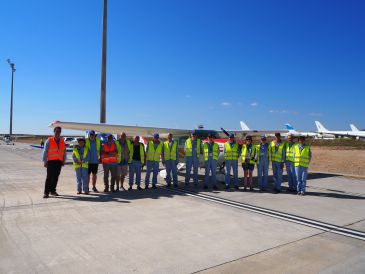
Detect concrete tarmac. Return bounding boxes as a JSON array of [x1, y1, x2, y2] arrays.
[[0, 143, 364, 273]]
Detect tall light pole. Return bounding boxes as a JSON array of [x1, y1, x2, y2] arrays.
[[100, 0, 107, 123], [7, 59, 16, 136]]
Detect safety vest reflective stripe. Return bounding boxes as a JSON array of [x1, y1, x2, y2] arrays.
[[73, 147, 89, 170], [146, 141, 162, 162], [128, 143, 145, 164], [269, 141, 285, 163], [101, 143, 118, 164], [203, 142, 219, 161], [294, 145, 311, 167], [241, 145, 256, 164], [185, 138, 201, 157], [85, 137, 101, 158], [285, 143, 296, 162], [163, 141, 178, 161], [224, 142, 239, 161], [47, 137, 65, 161]]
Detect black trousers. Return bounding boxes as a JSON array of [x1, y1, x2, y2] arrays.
[[44, 160, 63, 194]]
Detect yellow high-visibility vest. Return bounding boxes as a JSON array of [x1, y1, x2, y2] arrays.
[[163, 140, 178, 161], [285, 143, 296, 162], [146, 141, 162, 162], [294, 145, 311, 168], [241, 144, 256, 164], [128, 143, 145, 164], [72, 147, 89, 170], [224, 142, 239, 161], [85, 137, 101, 158], [203, 142, 219, 161], [116, 139, 132, 163], [269, 141, 285, 163], [185, 138, 201, 157]]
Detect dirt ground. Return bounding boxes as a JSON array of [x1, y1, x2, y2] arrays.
[[310, 147, 365, 177]]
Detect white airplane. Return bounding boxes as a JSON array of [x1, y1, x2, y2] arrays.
[[239, 121, 286, 137], [350, 124, 364, 132], [284, 124, 319, 138], [315, 121, 365, 139]]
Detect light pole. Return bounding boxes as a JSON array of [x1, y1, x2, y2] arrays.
[[100, 0, 107, 123], [7, 59, 16, 136]]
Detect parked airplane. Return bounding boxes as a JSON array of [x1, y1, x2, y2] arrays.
[[315, 121, 365, 139], [350, 124, 365, 132]]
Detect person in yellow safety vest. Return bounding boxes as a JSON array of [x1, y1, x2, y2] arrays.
[[294, 136, 312, 196], [285, 134, 297, 192], [85, 130, 101, 193], [162, 133, 179, 187], [145, 133, 162, 189], [72, 138, 90, 194], [224, 133, 240, 190], [184, 130, 202, 187], [269, 133, 286, 193], [203, 134, 219, 190], [256, 135, 270, 191], [101, 134, 118, 192], [241, 136, 256, 191], [42, 126, 67, 198], [116, 132, 132, 191], [128, 136, 145, 191]]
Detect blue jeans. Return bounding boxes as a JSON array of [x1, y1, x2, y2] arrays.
[[185, 156, 199, 185], [257, 160, 269, 190], [295, 166, 308, 193], [145, 161, 159, 186], [285, 161, 297, 190], [76, 168, 89, 193], [204, 158, 217, 187], [225, 160, 238, 186], [129, 160, 142, 186], [166, 160, 178, 186], [272, 162, 283, 191]]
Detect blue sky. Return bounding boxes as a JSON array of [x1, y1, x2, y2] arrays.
[[0, 0, 364, 134]]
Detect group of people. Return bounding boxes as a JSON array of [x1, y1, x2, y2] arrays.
[[41, 127, 311, 198]]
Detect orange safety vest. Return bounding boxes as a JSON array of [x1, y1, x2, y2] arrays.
[[47, 137, 65, 161], [101, 143, 118, 164]]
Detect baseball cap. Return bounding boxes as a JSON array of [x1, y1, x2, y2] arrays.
[[153, 132, 159, 138], [260, 135, 267, 139], [229, 133, 235, 138], [89, 130, 95, 135], [192, 130, 197, 135]]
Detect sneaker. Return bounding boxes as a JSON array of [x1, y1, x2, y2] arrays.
[[50, 191, 59, 196], [185, 183, 190, 187], [43, 194, 49, 198], [103, 188, 109, 193], [213, 186, 218, 190], [243, 187, 247, 191], [128, 186, 132, 191], [301, 192, 305, 196], [77, 192, 81, 195], [152, 185, 157, 189], [234, 186, 239, 191], [137, 186, 143, 190], [166, 184, 171, 188], [225, 185, 230, 190], [297, 192, 301, 195], [173, 184, 178, 188], [84, 191, 89, 195], [203, 185, 208, 190], [145, 185, 149, 190], [92, 187, 98, 193], [250, 187, 254, 191]]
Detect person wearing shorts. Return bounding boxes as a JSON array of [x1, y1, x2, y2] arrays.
[[85, 130, 101, 192], [116, 132, 131, 190]]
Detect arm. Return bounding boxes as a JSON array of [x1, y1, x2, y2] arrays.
[[42, 139, 50, 166]]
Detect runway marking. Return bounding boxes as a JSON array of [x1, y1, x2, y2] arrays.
[[159, 184, 365, 241]]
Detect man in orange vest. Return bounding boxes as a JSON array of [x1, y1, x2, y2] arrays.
[[101, 134, 119, 192], [42, 126, 66, 198]]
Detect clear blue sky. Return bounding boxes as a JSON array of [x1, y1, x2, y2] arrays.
[[1, 0, 364, 134]]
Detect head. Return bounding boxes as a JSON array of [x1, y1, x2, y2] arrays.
[[191, 130, 197, 140], [207, 134, 214, 144], [133, 136, 140, 144], [120, 132, 126, 142], [53, 127, 61, 138], [286, 134, 294, 143], [245, 136, 252, 145], [153, 133, 159, 143], [298, 136, 306, 145], [107, 134, 113, 144], [89, 130, 96, 140], [167, 133, 173, 142], [77, 138, 85, 148], [260, 135, 267, 143], [229, 133, 235, 143], [275, 133, 281, 142]]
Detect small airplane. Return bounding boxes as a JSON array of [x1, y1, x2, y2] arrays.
[[315, 121, 365, 139]]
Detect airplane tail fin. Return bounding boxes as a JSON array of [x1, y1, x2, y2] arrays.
[[240, 121, 250, 131], [315, 121, 328, 132], [350, 124, 359, 132], [285, 123, 294, 131]]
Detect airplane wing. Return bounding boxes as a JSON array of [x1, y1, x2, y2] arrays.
[[49, 121, 191, 137]]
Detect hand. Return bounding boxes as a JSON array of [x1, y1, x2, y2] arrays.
[[44, 162, 47, 168], [280, 163, 284, 169]]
